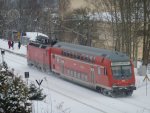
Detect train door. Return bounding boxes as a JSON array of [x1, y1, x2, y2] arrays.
[[61, 60, 64, 74], [42, 51, 45, 69], [91, 66, 95, 84]]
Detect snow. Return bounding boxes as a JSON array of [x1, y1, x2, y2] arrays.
[[23, 32, 48, 41], [88, 12, 112, 21], [0, 39, 150, 113]]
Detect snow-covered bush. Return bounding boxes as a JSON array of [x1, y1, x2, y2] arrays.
[[28, 83, 46, 101], [0, 70, 31, 113], [0, 63, 46, 113]]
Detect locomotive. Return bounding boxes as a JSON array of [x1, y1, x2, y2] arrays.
[[27, 37, 136, 97]]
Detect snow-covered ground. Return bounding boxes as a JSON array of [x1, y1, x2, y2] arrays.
[[0, 39, 150, 113]]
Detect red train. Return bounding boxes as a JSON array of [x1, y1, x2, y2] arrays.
[[27, 39, 136, 97]]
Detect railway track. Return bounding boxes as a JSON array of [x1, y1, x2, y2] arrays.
[[1, 50, 110, 113], [1, 50, 129, 113], [1, 49, 150, 113]]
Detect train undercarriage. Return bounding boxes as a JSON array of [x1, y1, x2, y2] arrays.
[[27, 59, 136, 98], [96, 86, 136, 97]]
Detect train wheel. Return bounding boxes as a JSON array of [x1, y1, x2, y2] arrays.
[[126, 90, 133, 96], [110, 91, 117, 98], [102, 89, 108, 96], [96, 87, 102, 93]]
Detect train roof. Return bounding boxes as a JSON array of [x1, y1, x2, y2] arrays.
[[53, 42, 130, 62]]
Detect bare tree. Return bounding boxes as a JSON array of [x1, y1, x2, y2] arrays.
[[58, 7, 98, 46], [109, 0, 143, 59], [58, 0, 70, 20], [142, 0, 150, 65]]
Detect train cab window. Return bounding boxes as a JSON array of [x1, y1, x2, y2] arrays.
[[40, 44, 47, 49], [98, 67, 101, 75]]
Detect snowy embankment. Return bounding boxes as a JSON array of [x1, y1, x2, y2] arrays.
[[0, 39, 26, 56], [0, 39, 150, 113]]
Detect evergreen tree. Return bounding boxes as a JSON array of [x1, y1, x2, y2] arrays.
[[28, 83, 46, 101], [0, 70, 31, 113], [0, 63, 46, 113]]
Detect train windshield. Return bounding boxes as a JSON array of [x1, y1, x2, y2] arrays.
[[112, 65, 132, 79]]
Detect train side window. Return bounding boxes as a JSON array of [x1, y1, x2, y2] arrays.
[[65, 52, 68, 56], [70, 53, 73, 58], [92, 57, 95, 63], [73, 53, 76, 59], [90, 56, 93, 62], [81, 73, 84, 80], [77, 72, 81, 79], [81, 56, 83, 60], [77, 55, 80, 59], [68, 52, 71, 57], [63, 51, 66, 56], [74, 71, 77, 78], [46, 50, 48, 56], [85, 75, 88, 81], [56, 56, 59, 63], [62, 51, 64, 55], [67, 69, 70, 75], [70, 52, 72, 58], [104, 68, 107, 75], [98, 67, 101, 75], [67, 52, 69, 57], [70, 70, 73, 76], [86, 55, 89, 62]]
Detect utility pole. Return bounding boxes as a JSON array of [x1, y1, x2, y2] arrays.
[[1, 49, 5, 63], [19, 0, 22, 40]]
